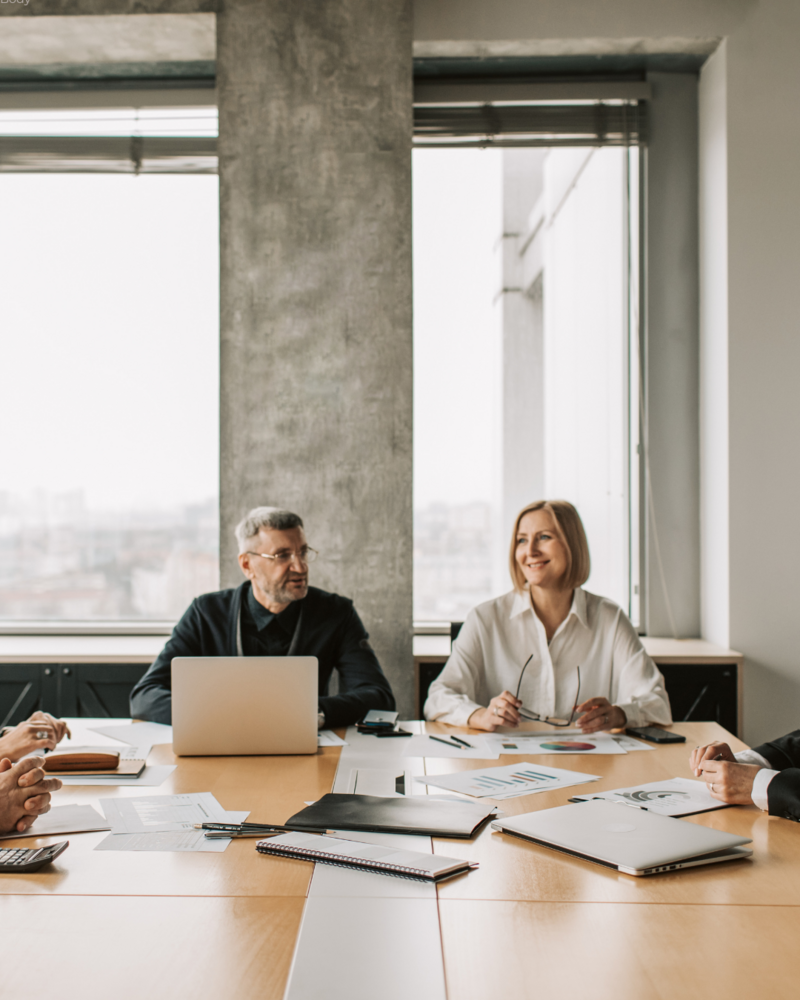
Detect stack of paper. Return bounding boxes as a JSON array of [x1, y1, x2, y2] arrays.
[[95, 792, 249, 853]]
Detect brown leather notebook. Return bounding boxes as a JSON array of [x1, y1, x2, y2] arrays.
[[43, 751, 145, 778]]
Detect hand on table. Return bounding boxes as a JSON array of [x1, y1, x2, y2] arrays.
[[468, 691, 522, 731], [575, 697, 626, 733], [689, 740, 763, 804], [690, 740, 737, 775], [0, 757, 63, 834], [0, 712, 72, 761]]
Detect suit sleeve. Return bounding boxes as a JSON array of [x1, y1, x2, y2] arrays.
[[319, 607, 395, 728], [751, 730, 800, 821], [129, 601, 204, 724]]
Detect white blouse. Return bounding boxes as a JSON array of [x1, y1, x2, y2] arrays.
[[424, 587, 671, 729]]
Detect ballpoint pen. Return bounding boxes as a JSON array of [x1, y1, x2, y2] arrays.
[[194, 822, 295, 838], [448, 736, 474, 749], [429, 735, 464, 749]]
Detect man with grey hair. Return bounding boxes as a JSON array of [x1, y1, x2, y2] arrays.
[[130, 506, 395, 728]]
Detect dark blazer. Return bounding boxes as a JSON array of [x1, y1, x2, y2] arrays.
[[129, 583, 395, 729], [752, 730, 800, 822]]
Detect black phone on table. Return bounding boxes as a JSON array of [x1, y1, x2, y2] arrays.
[[626, 727, 686, 744]]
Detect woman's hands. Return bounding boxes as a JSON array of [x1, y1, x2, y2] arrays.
[[469, 694, 626, 733], [0, 712, 71, 762], [575, 697, 626, 733], [468, 691, 522, 731]]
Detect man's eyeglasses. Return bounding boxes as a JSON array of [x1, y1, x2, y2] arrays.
[[514, 658, 581, 727], [246, 547, 318, 567]]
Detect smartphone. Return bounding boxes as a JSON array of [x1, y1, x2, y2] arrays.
[[359, 710, 399, 729], [0, 841, 69, 873], [626, 726, 686, 744]]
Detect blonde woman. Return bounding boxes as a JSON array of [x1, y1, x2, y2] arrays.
[[424, 500, 671, 733]]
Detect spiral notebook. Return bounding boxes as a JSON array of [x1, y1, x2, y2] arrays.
[[256, 831, 477, 882]]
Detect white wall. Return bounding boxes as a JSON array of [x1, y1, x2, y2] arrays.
[[699, 42, 729, 649]]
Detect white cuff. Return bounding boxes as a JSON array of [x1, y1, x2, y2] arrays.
[[735, 749, 772, 769], [750, 767, 779, 812]]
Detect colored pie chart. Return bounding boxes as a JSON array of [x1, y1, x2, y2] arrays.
[[539, 741, 596, 751]]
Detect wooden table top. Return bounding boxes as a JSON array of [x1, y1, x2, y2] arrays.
[[3, 719, 797, 1000]]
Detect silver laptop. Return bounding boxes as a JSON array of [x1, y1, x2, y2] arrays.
[[492, 799, 753, 876], [171, 656, 318, 756]]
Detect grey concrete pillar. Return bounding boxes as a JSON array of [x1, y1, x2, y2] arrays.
[[643, 72, 700, 638], [217, 0, 414, 714]]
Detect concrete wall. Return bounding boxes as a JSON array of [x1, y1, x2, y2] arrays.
[[217, 0, 414, 714]]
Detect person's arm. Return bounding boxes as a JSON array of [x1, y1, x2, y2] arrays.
[[689, 740, 780, 811], [423, 613, 490, 727], [748, 731, 800, 820], [606, 612, 672, 728], [318, 607, 395, 729], [129, 601, 206, 723]]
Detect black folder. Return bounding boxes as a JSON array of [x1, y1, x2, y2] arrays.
[[284, 793, 495, 839]]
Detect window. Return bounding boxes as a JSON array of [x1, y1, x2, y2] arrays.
[[0, 171, 219, 621], [413, 144, 641, 623]]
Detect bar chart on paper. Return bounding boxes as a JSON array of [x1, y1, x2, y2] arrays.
[[418, 762, 600, 800]]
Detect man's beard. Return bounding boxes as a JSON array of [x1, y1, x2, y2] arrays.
[[270, 577, 308, 604]]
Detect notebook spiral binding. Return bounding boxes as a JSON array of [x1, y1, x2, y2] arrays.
[[256, 842, 436, 881]]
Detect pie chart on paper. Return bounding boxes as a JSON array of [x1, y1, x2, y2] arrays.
[[539, 740, 597, 752]]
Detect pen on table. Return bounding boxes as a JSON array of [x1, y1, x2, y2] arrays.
[[448, 735, 475, 749], [429, 735, 464, 749], [194, 822, 293, 833]]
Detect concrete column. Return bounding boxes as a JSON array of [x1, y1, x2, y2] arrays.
[[643, 72, 700, 638], [217, 0, 414, 714]]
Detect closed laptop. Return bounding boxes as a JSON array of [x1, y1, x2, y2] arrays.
[[171, 656, 318, 756], [493, 799, 753, 876]]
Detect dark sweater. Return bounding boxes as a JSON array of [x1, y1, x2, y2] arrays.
[[752, 729, 800, 822], [129, 582, 395, 728]]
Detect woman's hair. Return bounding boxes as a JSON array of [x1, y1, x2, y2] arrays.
[[508, 500, 591, 592]]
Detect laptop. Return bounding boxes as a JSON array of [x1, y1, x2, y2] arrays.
[[171, 656, 319, 756], [492, 799, 753, 876]]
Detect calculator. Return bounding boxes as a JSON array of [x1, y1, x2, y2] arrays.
[[0, 841, 69, 873]]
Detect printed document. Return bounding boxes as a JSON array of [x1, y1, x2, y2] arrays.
[[483, 731, 627, 755], [95, 792, 249, 852], [417, 762, 600, 800], [572, 777, 730, 816]]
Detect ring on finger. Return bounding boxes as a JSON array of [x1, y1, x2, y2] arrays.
[[35, 731, 48, 740], [493, 706, 498, 716]]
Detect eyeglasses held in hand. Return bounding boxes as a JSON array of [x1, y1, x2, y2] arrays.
[[246, 546, 318, 567], [514, 659, 581, 726]]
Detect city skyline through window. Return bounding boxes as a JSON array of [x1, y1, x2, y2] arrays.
[[0, 174, 219, 620]]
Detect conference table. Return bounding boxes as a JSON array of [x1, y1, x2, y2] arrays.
[[3, 719, 797, 1000]]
